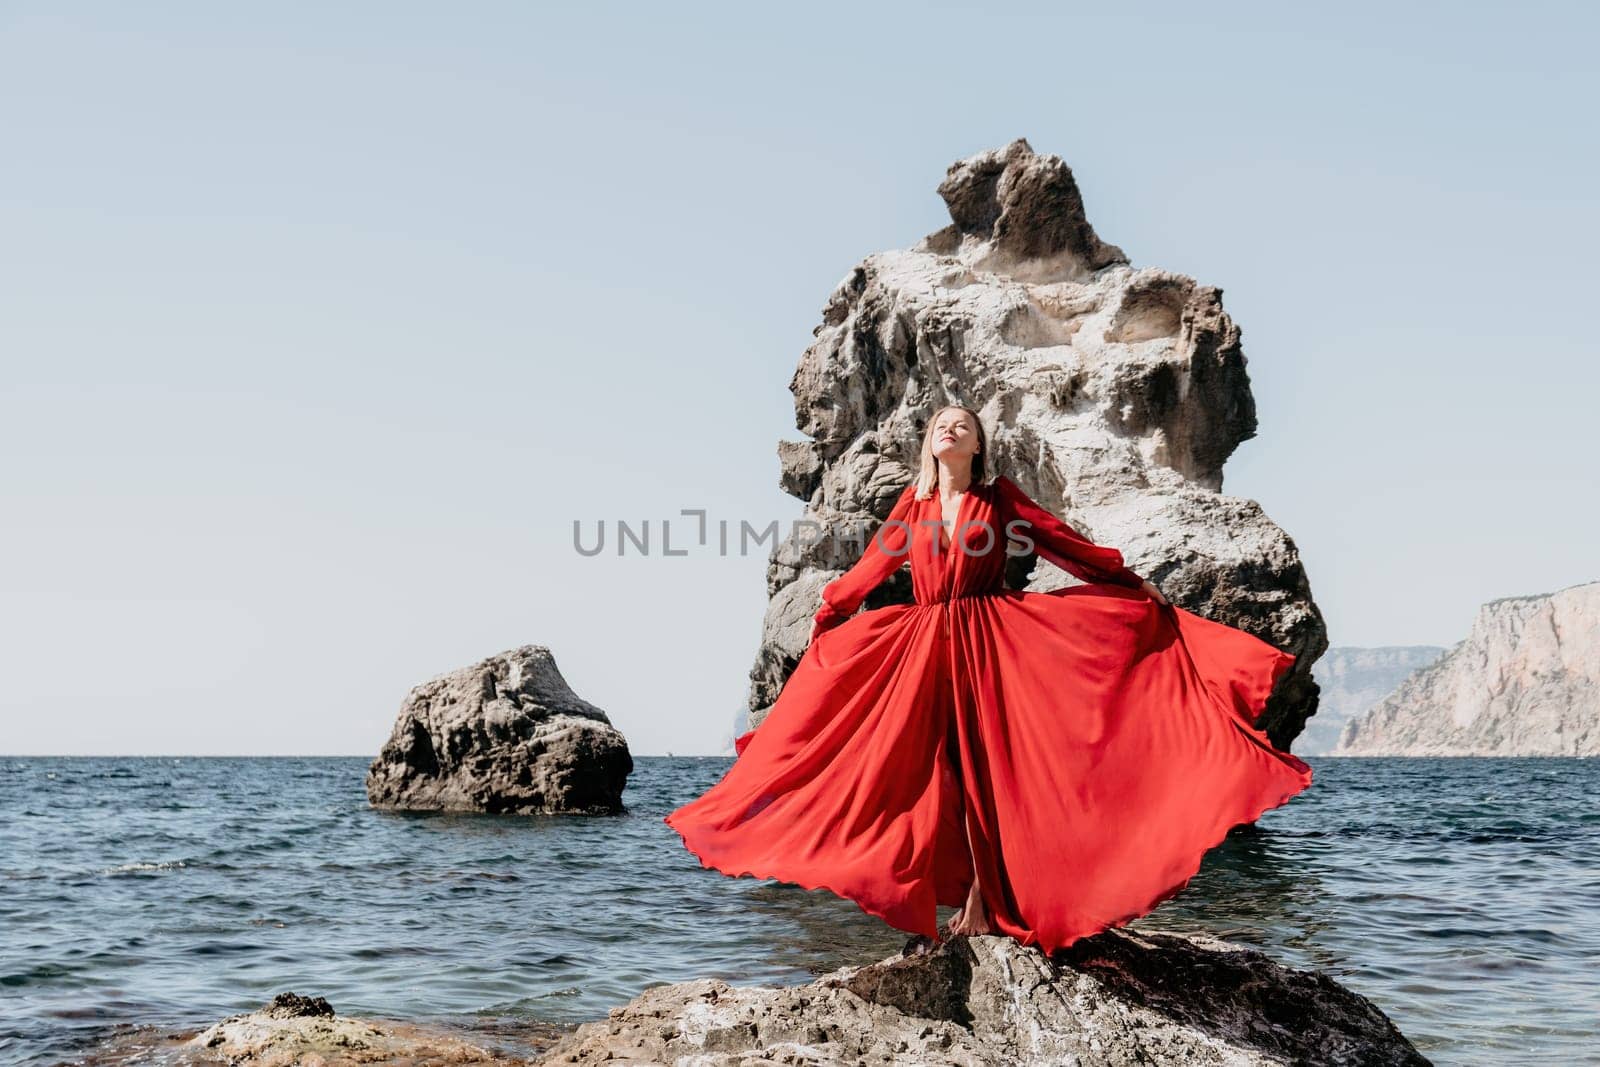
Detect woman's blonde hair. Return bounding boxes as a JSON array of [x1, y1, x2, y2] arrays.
[[913, 404, 992, 499]]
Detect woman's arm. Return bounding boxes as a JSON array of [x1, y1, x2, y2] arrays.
[[994, 474, 1145, 590], [812, 483, 918, 633]]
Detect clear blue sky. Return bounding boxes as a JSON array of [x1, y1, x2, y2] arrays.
[[3, 2, 1595, 756]]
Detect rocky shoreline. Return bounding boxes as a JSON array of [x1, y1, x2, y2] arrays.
[[82, 930, 1429, 1066]]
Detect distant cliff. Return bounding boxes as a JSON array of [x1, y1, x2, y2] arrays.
[[1334, 581, 1600, 756], [1298, 646, 1446, 756]]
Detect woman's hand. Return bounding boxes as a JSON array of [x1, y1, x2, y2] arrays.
[[1139, 578, 1170, 607], [808, 617, 823, 645]]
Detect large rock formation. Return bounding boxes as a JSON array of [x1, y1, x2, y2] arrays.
[[1334, 580, 1600, 756], [542, 930, 1427, 1065], [750, 138, 1326, 753], [366, 645, 632, 814], [1298, 646, 1448, 756]]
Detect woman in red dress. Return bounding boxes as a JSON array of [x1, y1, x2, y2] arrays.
[[664, 404, 1313, 956]]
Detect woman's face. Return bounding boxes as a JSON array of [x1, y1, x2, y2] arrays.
[[930, 408, 979, 466]]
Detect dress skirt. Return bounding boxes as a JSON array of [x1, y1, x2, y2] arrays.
[[664, 475, 1313, 954]]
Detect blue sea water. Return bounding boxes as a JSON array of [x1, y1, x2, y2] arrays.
[[0, 755, 1596, 1066]]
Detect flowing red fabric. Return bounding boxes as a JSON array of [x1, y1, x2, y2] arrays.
[[664, 475, 1313, 955]]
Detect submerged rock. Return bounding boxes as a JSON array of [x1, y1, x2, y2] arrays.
[[366, 644, 632, 814], [540, 931, 1428, 1066]]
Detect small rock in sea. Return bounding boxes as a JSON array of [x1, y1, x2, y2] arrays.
[[258, 991, 333, 1018], [366, 644, 633, 815], [192, 992, 562, 1065], [539, 929, 1431, 1065], [71, 990, 568, 1065]]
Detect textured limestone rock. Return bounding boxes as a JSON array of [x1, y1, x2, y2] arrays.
[[149, 991, 562, 1064], [748, 138, 1327, 753], [1334, 580, 1600, 756], [366, 645, 632, 814], [539, 930, 1427, 1066], [1299, 646, 1448, 756]]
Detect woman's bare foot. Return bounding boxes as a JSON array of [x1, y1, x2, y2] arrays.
[[946, 878, 994, 936]]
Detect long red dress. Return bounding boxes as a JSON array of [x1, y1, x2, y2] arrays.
[[664, 474, 1313, 955]]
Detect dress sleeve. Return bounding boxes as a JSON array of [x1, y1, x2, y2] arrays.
[[994, 474, 1144, 590], [812, 483, 918, 632]]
